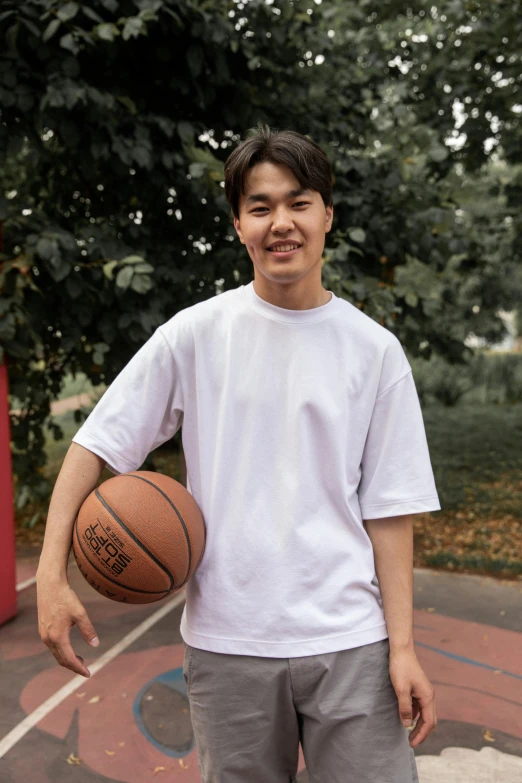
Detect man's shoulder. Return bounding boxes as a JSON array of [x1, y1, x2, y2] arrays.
[[160, 287, 241, 334], [335, 297, 401, 350]]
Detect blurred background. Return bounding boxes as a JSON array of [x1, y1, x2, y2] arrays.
[[2, 0, 522, 579]]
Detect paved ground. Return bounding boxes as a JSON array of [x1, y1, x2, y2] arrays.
[[1, 553, 522, 782]]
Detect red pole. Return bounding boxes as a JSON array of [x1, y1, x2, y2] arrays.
[[0, 217, 17, 625]]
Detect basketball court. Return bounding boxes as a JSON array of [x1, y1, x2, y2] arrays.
[[1, 553, 522, 782]]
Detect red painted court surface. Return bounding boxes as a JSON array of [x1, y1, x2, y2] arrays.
[[1, 560, 522, 782]]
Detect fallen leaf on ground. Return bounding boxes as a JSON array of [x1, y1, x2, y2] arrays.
[[105, 750, 115, 756], [153, 766, 167, 774], [494, 670, 503, 675], [76, 692, 86, 699], [179, 759, 190, 770], [66, 752, 82, 765], [88, 695, 102, 704], [118, 741, 125, 747], [427, 608, 436, 613], [483, 729, 496, 742], [500, 610, 506, 616]]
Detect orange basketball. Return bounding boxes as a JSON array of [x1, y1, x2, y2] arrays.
[[72, 471, 206, 604]]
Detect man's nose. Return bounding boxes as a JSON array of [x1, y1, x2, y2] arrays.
[[271, 208, 295, 232]]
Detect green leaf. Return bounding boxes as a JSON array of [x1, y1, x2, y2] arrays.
[[117, 95, 137, 114], [103, 260, 119, 280], [27, 511, 42, 529], [60, 33, 79, 54], [115, 266, 134, 289], [138, 9, 159, 23], [57, 2, 79, 22], [348, 228, 366, 244], [120, 255, 146, 265], [133, 145, 152, 168], [95, 23, 120, 42], [122, 17, 146, 41], [134, 262, 154, 274], [16, 484, 30, 510], [43, 18, 61, 42], [429, 145, 449, 162], [184, 145, 224, 180], [131, 274, 153, 294], [405, 292, 419, 307], [36, 237, 57, 261], [46, 255, 71, 283], [177, 121, 195, 145], [118, 312, 133, 329], [5, 22, 18, 53], [20, 18, 41, 38], [189, 161, 207, 179], [135, 0, 163, 12], [163, 7, 182, 25], [83, 7, 104, 23]]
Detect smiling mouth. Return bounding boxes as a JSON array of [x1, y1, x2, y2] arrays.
[[266, 244, 302, 254]]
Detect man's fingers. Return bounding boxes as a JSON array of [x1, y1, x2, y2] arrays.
[[409, 702, 437, 747], [50, 641, 91, 678]]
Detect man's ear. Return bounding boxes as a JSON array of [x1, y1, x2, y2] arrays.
[[233, 215, 245, 244], [325, 204, 334, 233]]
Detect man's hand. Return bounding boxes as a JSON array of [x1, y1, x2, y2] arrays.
[[37, 579, 100, 678], [389, 648, 437, 748]]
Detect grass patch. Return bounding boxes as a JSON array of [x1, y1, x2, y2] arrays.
[[415, 401, 522, 578]]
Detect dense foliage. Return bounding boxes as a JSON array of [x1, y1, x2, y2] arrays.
[[1, 0, 521, 521]]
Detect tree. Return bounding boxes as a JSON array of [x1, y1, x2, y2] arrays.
[[1, 0, 521, 520]]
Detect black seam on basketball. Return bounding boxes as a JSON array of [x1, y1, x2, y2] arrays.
[[118, 473, 192, 584], [94, 488, 177, 590], [73, 514, 172, 595]]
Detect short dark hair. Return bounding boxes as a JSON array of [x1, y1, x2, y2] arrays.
[[224, 124, 333, 219]]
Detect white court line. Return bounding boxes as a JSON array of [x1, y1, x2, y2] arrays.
[[16, 576, 37, 592], [0, 589, 185, 758]]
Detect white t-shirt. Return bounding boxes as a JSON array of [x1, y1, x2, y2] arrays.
[[72, 281, 440, 657]]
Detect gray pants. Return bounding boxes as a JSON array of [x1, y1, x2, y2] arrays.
[[183, 638, 419, 783]]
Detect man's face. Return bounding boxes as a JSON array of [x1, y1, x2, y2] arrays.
[[233, 161, 333, 288]]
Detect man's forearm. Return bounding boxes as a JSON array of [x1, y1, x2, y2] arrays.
[[363, 514, 414, 653], [36, 443, 106, 583]]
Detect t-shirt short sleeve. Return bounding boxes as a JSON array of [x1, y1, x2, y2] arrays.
[[71, 325, 183, 475], [358, 339, 441, 520]]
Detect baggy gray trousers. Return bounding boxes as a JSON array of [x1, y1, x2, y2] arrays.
[[183, 638, 419, 783]]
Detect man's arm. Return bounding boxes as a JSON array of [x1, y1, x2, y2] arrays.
[[363, 513, 437, 748], [36, 442, 106, 678], [363, 513, 414, 652]]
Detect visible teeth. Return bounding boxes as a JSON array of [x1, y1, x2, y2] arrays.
[[270, 245, 299, 252]]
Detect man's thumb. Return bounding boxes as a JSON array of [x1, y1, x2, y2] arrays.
[[77, 614, 99, 647], [399, 699, 412, 727]]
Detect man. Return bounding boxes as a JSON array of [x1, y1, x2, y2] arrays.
[[37, 125, 439, 782]]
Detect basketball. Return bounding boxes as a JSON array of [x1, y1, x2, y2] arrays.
[[72, 471, 206, 604]]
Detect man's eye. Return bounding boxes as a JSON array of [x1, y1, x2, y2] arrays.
[[251, 202, 309, 213]]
